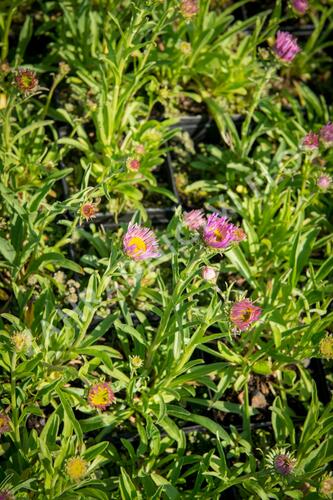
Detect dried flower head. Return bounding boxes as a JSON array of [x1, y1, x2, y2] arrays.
[[232, 227, 247, 242], [88, 382, 115, 410], [202, 266, 217, 283], [320, 475, 333, 498], [135, 144, 145, 155], [319, 334, 333, 359], [80, 202, 97, 221], [130, 355, 143, 369], [230, 299, 262, 331], [292, 0, 308, 15], [11, 330, 32, 353], [274, 31, 300, 62], [179, 41, 192, 55], [180, 0, 198, 19], [0, 490, 15, 500], [123, 224, 160, 261], [183, 209, 206, 231], [203, 213, 237, 249], [317, 174, 332, 191], [266, 448, 296, 477], [320, 123, 333, 146], [127, 158, 140, 171], [66, 457, 88, 481], [0, 413, 11, 435], [302, 131, 319, 150], [15, 68, 38, 95]]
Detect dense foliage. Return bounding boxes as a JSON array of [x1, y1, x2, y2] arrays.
[[0, 1, 332, 499]]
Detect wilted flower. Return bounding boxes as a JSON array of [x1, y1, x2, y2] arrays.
[[66, 457, 88, 481], [317, 174, 331, 190], [183, 209, 206, 231], [319, 334, 333, 359], [130, 355, 143, 369], [180, 0, 198, 19], [0, 490, 15, 500], [88, 382, 115, 410], [266, 448, 296, 477], [232, 227, 246, 242], [320, 475, 333, 497], [127, 158, 140, 171], [123, 224, 160, 261], [230, 299, 261, 331], [15, 68, 38, 94], [292, 0, 308, 15], [203, 213, 237, 249], [202, 266, 217, 283], [274, 31, 300, 62], [58, 61, 70, 75], [302, 131, 319, 150], [179, 41, 192, 55], [135, 144, 145, 155], [11, 330, 32, 353], [0, 413, 11, 435], [80, 202, 97, 221], [319, 122, 333, 145]]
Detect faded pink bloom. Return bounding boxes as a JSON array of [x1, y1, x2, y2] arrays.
[[202, 266, 217, 282], [230, 299, 261, 331], [302, 131, 319, 150], [123, 224, 160, 261], [320, 122, 333, 145], [180, 0, 198, 19], [88, 382, 115, 410], [274, 454, 296, 476], [15, 68, 38, 95], [0, 491, 15, 500], [274, 31, 300, 62], [317, 174, 331, 190], [135, 144, 145, 155], [0, 413, 11, 434], [292, 0, 308, 14], [183, 209, 206, 231], [81, 202, 97, 221], [127, 158, 140, 171], [203, 213, 237, 249]]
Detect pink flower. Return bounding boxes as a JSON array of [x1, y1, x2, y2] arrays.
[[135, 144, 145, 155], [180, 0, 198, 19], [317, 174, 331, 190], [292, 0, 308, 14], [203, 213, 237, 249], [127, 158, 140, 171], [123, 224, 160, 261], [302, 131, 319, 150], [183, 209, 206, 231], [274, 31, 300, 62], [319, 122, 333, 145], [202, 266, 217, 282], [88, 382, 115, 410], [274, 454, 296, 476], [230, 299, 261, 331]]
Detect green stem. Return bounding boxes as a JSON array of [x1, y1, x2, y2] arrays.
[[1, 5, 17, 62], [11, 352, 20, 447]]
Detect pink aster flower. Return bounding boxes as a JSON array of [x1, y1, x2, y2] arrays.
[[183, 209, 206, 231], [123, 224, 160, 261], [292, 0, 308, 15], [319, 122, 333, 145], [302, 131, 319, 150], [230, 299, 261, 331], [0, 413, 11, 434], [274, 453, 296, 476], [180, 0, 198, 19], [88, 382, 115, 410], [203, 213, 237, 249], [274, 31, 300, 62], [317, 174, 331, 190]]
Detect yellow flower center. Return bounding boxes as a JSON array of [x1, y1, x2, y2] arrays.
[[67, 457, 87, 480], [128, 236, 146, 254], [91, 387, 111, 406], [214, 228, 226, 242], [241, 309, 252, 322]]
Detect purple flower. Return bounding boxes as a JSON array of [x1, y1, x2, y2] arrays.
[[180, 0, 198, 19], [230, 299, 262, 331], [302, 131, 319, 150], [319, 122, 333, 145], [183, 209, 206, 231], [274, 31, 301, 62], [317, 174, 331, 190], [203, 214, 237, 249], [123, 224, 160, 261], [274, 454, 296, 476], [292, 0, 308, 15]]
